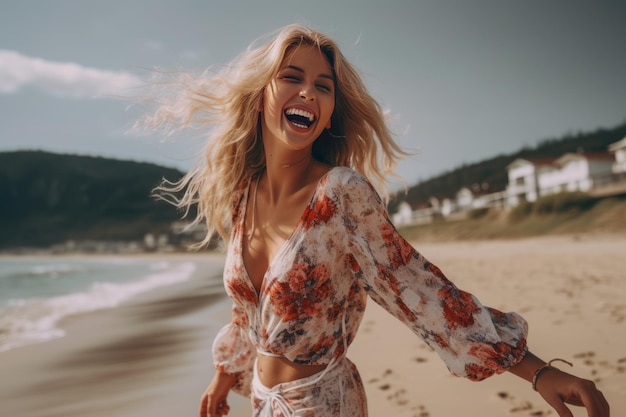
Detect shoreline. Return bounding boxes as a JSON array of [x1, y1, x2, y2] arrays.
[[0, 254, 252, 417], [1, 235, 624, 416]]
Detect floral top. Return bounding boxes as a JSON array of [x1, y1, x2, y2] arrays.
[[213, 166, 528, 395]]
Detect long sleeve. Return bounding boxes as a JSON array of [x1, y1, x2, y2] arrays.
[[212, 303, 256, 396], [340, 173, 528, 381]]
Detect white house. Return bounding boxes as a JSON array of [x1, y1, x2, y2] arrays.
[[392, 201, 413, 225], [538, 152, 614, 196], [505, 158, 554, 206], [609, 136, 626, 174]]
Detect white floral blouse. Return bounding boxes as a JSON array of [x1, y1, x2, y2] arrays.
[[212, 166, 528, 396]]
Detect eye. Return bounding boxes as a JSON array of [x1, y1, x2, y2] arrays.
[[316, 83, 332, 93], [280, 74, 301, 82]]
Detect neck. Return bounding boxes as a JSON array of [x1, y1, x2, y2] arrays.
[[263, 152, 314, 204], [280, 153, 310, 168]]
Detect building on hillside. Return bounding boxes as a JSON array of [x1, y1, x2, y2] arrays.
[[505, 152, 615, 206], [391, 136, 625, 222], [505, 158, 554, 206], [391, 201, 437, 226], [538, 152, 614, 196], [609, 136, 626, 174]]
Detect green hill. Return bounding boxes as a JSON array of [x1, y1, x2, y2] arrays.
[[390, 119, 626, 212], [2, 118, 625, 249], [0, 151, 185, 249]]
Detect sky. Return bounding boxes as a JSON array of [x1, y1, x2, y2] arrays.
[[1, 0, 625, 186]]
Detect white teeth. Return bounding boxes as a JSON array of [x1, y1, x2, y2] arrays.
[[285, 108, 315, 121]]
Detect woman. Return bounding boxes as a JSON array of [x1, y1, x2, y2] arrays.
[[146, 24, 609, 417]]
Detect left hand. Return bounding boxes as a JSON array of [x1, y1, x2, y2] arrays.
[[534, 368, 610, 417]]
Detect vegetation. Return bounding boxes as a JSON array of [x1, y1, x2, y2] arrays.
[[0, 151, 185, 249], [2, 118, 625, 249], [398, 195, 626, 243], [390, 119, 626, 212]]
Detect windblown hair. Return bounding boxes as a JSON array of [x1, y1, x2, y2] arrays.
[[142, 23, 409, 248]]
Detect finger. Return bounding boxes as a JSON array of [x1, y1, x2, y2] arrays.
[[575, 383, 610, 417], [199, 394, 208, 417], [207, 399, 219, 417], [543, 393, 574, 417], [218, 401, 231, 416]]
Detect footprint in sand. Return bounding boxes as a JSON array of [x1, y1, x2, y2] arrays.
[[574, 351, 626, 383], [367, 368, 393, 385], [369, 368, 430, 415], [496, 391, 551, 416], [361, 320, 376, 333], [411, 404, 431, 417]]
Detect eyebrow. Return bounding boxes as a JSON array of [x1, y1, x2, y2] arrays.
[[283, 65, 335, 81]]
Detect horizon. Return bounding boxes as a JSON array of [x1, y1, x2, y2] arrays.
[[3, 116, 624, 189], [2, 1, 626, 185]]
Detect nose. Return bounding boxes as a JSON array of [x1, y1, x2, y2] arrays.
[[299, 85, 316, 101]]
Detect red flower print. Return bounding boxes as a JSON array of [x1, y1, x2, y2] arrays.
[[345, 253, 360, 273], [268, 263, 333, 322], [467, 340, 526, 376], [302, 194, 336, 229], [396, 296, 417, 322], [425, 262, 453, 286], [438, 286, 481, 330], [464, 362, 495, 381], [310, 334, 334, 355], [227, 279, 257, 304], [376, 265, 402, 296], [326, 303, 343, 322], [487, 307, 506, 320], [380, 223, 415, 268], [231, 308, 249, 327], [269, 281, 303, 321], [432, 333, 449, 349], [487, 307, 512, 327], [467, 343, 505, 371]]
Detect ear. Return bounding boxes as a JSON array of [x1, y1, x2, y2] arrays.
[[325, 119, 331, 129]]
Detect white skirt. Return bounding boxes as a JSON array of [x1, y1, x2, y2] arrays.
[[250, 357, 367, 417]]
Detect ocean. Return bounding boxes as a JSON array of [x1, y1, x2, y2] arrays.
[[0, 256, 199, 353]]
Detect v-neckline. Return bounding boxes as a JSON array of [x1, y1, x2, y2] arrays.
[[238, 167, 337, 299]]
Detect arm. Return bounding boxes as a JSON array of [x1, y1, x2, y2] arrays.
[[199, 371, 237, 417], [509, 351, 610, 417], [339, 172, 610, 415], [340, 173, 528, 379], [200, 304, 256, 416]]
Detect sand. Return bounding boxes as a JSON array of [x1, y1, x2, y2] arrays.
[[1, 235, 624, 417], [350, 234, 626, 417]]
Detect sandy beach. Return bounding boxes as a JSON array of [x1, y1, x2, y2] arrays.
[[1, 235, 624, 417]]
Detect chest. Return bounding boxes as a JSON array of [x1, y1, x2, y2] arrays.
[[241, 188, 314, 294]]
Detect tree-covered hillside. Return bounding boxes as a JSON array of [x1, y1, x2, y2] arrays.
[[0, 151, 185, 249], [390, 119, 626, 211], [2, 118, 625, 248]]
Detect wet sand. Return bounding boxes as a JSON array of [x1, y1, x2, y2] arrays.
[[1, 235, 624, 416], [0, 254, 251, 417]]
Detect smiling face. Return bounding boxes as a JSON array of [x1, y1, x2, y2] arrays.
[[260, 44, 336, 153]]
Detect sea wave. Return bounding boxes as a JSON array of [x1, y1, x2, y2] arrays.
[[0, 261, 197, 353], [3, 262, 86, 281]]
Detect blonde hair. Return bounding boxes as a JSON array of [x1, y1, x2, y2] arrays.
[[143, 23, 409, 248]]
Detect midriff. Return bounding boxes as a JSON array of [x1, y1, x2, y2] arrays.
[[256, 353, 328, 388]]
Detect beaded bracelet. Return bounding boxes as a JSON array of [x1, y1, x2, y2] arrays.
[[532, 358, 573, 391]]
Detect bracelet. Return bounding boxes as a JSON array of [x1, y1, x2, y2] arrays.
[[532, 358, 573, 391]]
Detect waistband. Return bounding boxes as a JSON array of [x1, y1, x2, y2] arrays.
[[252, 356, 346, 417]]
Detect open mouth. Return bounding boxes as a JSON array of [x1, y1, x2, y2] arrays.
[[285, 107, 316, 129]]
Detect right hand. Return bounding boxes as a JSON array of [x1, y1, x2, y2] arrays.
[[199, 371, 237, 417]]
